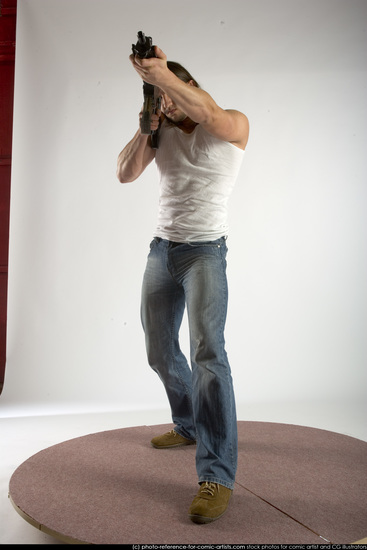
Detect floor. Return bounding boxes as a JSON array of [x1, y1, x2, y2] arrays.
[[1, 397, 366, 545]]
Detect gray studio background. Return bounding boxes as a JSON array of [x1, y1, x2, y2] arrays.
[[1, 0, 366, 431]]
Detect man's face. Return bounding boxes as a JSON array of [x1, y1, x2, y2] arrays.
[[160, 92, 187, 123]]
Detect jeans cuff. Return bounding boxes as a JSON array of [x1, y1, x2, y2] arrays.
[[198, 477, 235, 490]]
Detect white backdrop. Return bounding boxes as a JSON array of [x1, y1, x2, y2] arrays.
[[1, 0, 366, 418]]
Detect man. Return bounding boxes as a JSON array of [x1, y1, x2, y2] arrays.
[[116, 44, 249, 524]]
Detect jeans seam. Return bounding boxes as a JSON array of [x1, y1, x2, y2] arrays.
[[218, 243, 237, 478], [169, 286, 194, 439]]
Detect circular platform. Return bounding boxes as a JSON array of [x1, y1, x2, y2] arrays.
[[8, 421, 367, 544]]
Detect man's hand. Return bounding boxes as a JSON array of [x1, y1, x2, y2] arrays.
[[129, 46, 170, 87], [139, 107, 161, 132]]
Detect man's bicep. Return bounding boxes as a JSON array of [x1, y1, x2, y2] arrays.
[[204, 109, 249, 149]]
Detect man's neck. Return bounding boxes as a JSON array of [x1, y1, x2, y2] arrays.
[[173, 117, 198, 134]]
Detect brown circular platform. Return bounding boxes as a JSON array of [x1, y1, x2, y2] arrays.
[[8, 421, 367, 544]]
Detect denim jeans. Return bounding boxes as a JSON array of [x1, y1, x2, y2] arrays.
[[141, 237, 238, 489]]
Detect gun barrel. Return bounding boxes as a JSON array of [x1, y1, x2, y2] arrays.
[[137, 31, 145, 44], [132, 30, 154, 58]]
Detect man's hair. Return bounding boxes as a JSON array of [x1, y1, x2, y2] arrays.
[[167, 61, 200, 88]]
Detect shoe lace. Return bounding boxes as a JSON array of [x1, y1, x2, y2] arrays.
[[200, 482, 218, 496]]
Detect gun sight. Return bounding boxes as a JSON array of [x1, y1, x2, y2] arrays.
[[132, 31, 155, 59]]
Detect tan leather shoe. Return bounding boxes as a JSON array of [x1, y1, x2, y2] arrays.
[[189, 482, 232, 523], [150, 429, 196, 449]]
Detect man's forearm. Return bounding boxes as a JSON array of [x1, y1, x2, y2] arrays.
[[159, 70, 216, 126], [156, 61, 249, 148], [116, 129, 155, 183], [131, 47, 217, 127]]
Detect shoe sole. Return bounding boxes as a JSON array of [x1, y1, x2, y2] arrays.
[[151, 441, 196, 449], [189, 511, 226, 524]]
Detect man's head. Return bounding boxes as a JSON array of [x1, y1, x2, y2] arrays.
[[167, 62, 200, 88], [160, 61, 200, 124]]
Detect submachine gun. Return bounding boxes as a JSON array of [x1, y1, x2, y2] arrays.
[[132, 31, 161, 149]]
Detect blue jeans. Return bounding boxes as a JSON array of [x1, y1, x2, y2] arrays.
[[141, 237, 237, 489]]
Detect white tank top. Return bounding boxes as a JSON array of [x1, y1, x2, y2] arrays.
[[154, 120, 244, 242]]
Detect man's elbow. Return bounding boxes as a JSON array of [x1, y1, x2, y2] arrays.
[[116, 167, 137, 184]]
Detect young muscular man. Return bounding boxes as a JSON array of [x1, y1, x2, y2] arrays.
[[117, 44, 249, 524]]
